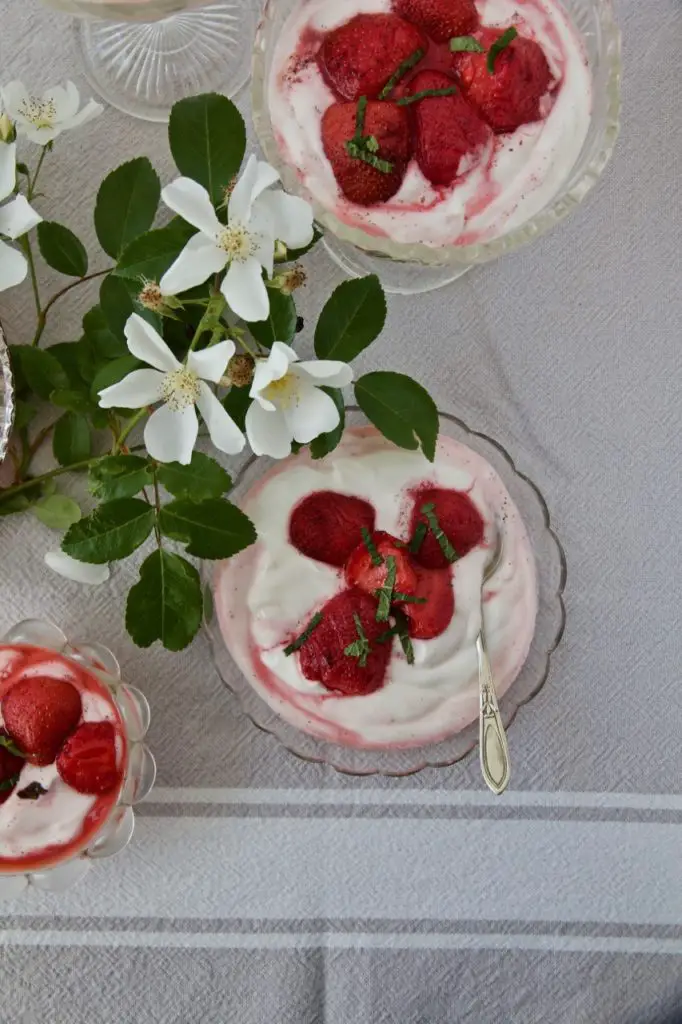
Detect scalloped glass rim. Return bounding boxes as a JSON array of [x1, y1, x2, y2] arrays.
[[252, 0, 621, 267], [0, 321, 14, 465], [204, 409, 567, 778]]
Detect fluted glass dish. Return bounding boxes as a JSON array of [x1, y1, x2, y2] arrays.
[[204, 409, 566, 777], [0, 323, 13, 468], [252, 0, 621, 294]]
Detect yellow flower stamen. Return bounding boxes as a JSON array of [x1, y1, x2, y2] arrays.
[[161, 368, 201, 411], [19, 96, 57, 129]]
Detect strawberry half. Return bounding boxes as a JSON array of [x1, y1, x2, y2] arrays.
[[451, 27, 552, 133], [321, 100, 412, 206], [345, 531, 417, 599], [289, 491, 376, 568], [409, 487, 485, 569], [298, 589, 391, 696], [408, 69, 490, 186], [399, 565, 454, 639], [393, 0, 478, 44], [2, 677, 82, 766], [56, 721, 121, 795], [319, 13, 426, 102], [0, 729, 24, 804]]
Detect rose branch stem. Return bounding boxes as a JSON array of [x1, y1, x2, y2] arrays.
[[32, 268, 112, 347], [114, 409, 148, 453], [20, 236, 42, 320], [0, 443, 148, 501], [27, 146, 49, 202]]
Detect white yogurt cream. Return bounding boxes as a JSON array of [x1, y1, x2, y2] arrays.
[[214, 428, 537, 749], [267, 0, 592, 245]]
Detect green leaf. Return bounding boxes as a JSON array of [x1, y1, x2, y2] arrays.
[[354, 371, 439, 462], [83, 306, 126, 360], [114, 219, 195, 282], [52, 412, 92, 466], [49, 341, 91, 387], [168, 93, 246, 206], [32, 494, 82, 530], [314, 275, 386, 362], [99, 274, 135, 336], [0, 492, 31, 516], [284, 227, 323, 261], [157, 452, 232, 502], [247, 290, 296, 348], [62, 497, 155, 564], [89, 455, 152, 501], [222, 385, 251, 432], [159, 497, 257, 559], [13, 399, 37, 431], [450, 35, 486, 53], [90, 355, 142, 404], [126, 549, 202, 651], [309, 388, 345, 459], [8, 346, 69, 400], [94, 157, 161, 259], [37, 221, 88, 277]]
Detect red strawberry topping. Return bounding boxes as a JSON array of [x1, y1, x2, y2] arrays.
[[289, 491, 376, 567], [399, 564, 454, 639], [298, 589, 391, 696], [319, 13, 426, 102], [321, 100, 412, 206], [409, 487, 485, 569], [345, 531, 417, 599], [408, 69, 490, 186], [393, 0, 478, 43], [451, 27, 552, 133], [0, 729, 24, 804], [56, 721, 121, 795], [2, 677, 82, 766]]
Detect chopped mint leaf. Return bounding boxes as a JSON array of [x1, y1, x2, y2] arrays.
[[375, 555, 397, 622], [0, 774, 20, 792], [0, 735, 25, 758], [393, 609, 415, 665], [365, 135, 379, 153], [345, 141, 394, 174], [487, 26, 518, 73], [344, 612, 371, 668], [421, 503, 460, 563], [284, 612, 323, 656], [397, 87, 458, 106], [376, 623, 399, 644], [354, 95, 368, 139], [361, 526, 383, 567], [379, 48, 425, 100], [409, 520, 428, 555], [17, 782, 48, 800], [393, 592, 427, 604], [450, 35, 486, 53]]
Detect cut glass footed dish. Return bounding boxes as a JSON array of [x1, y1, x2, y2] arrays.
[[0, 323, 13, 468], [204, 409, 567, 777], [0, 619, 156, 899], [252, 0, 621, 294]]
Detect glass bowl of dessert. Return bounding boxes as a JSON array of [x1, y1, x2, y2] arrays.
[[0, 322, 13, 468], [40, 0, 259, 122], [0, 619, 156, 899], [252, 0, 621, 294], [204, 409, 566, 777]]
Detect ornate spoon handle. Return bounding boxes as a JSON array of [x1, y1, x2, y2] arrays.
[[476, 634, 511, 795]]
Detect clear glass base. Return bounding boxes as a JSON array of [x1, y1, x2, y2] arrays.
[[322, 235, 471, 296], [74, 2, 258, 123]]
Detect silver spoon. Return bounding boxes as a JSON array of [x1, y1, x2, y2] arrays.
[[477, 526, 511, 795]]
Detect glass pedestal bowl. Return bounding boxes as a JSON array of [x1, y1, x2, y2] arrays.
[[0, 322, 13, 469], [40, 0, 259, 122], [252, 0, 621, 295], [0, 619, 156, 899], [204, 409, 566, 777]]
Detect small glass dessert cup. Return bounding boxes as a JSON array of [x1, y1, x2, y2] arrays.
[[204, 409, 566, 777], [0, 619, 155, 899], [252, 0, 621, 295]]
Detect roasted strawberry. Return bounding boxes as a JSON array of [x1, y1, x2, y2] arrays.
[[2, 677, 82, 765], [407, 70, 490, 186], [393, 0, 478, 43], [399, 564, 454, 639], [0, 729, 24, 803], [451, 27, 552, 133], [57, 721, 121, 795], [321, 100, 412, 206], [409, 487, 485, 569], [319, 13, 426, 102], [289, 491, 376, 567], [345, 531, 417, 599], [298, 589, 391, 696]]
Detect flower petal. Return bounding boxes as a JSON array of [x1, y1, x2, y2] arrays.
[[160, 233, 227, 296], [250, 341, 297, 401], [0, 81, 30, 122], [221, 257, 270, 322], [228, 155, 280, 225], [0, 141, 16, 202], [22, 125, 59, 145], [125, 313, 180, 373], [61, 98, 103, 132], [144, 404, 198, 465], [283, 382, 341, 444], [187, 339, 235, 384], [196, 382, 245, 455], [293, 359, 354, 389], [98, 368, 164, 409], [255, 191, 315, 251], [0, 238, 27, 292], [0, 195, 42, 240], [245, 400, 293, 459], [48, 81, 80, 120], [45, 551, 110, 586], [248, 205, 276, 278], [161, 177, 222, 239]]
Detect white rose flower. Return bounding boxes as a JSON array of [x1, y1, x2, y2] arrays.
[[0, 80, 102, 145], [0, 140, 41, 292]]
